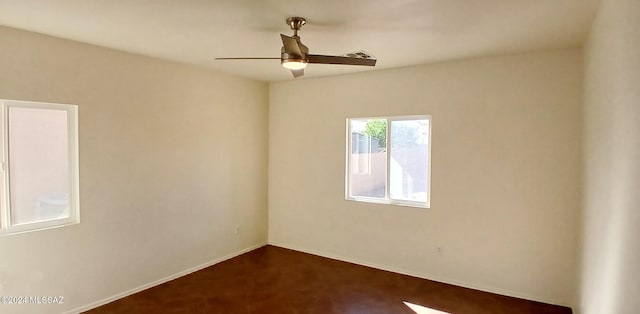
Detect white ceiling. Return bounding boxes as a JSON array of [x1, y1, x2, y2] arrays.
[[0, 0, 599, 82]]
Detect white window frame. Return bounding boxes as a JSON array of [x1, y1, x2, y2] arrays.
[[0, 99, 80, 235], [345, 115, 431, 208]]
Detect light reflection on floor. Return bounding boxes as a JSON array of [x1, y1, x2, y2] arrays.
[[404, 301, 451, 314]]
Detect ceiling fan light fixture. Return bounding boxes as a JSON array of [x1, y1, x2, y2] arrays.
[[281, 59, 308, 70]]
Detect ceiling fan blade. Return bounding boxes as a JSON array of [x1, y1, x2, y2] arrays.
[[291, 69, 304, 78], [280, 34, 302, 56], [215, 57, 280, 60], [308, 54, 377, 66]]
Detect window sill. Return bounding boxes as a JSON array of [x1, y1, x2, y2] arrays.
[[346, 197, 430, 209]]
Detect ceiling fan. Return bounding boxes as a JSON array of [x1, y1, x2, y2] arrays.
[[215, 17, 377, 78]]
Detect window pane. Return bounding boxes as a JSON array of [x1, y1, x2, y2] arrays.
[[9, 107, 70, 225], [349, 119, 387, 198], [389, 119, 429, 202]]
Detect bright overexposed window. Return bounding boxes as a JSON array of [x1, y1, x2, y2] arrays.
[[0, 99, 79, 235], [346, 115, 431, 208]]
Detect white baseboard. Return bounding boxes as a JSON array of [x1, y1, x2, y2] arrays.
[[64, 242, 267, 314], [269, 240, 574, 310]]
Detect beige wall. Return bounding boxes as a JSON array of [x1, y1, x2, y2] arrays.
[[269, 49, 583, 306], [580, 0, 640, 313], [0, 26, 268, 313]]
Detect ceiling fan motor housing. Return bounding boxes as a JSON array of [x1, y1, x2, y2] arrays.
[[281, 40, 308, 64]]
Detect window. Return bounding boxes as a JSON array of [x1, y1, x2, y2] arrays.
[[346, 115, 431, 208], [0, 99, 79, 235]]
